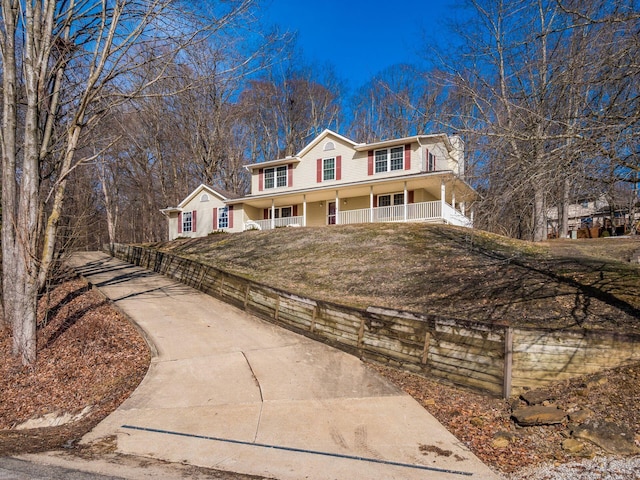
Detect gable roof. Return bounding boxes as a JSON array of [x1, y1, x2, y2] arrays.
[[244, 130, 358, 171], [177, 184, 238, 208], [296, 129, 360, 157]]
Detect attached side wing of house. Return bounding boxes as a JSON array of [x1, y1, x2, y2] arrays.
[[161, 184, 238, 240], [162, 130, 478, 240]]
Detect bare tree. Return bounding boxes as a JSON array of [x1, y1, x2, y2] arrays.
[[238, 59, 344, 161], [348, 63, 444, 142], [0, 0, 256, 364], [433, 0, 639, 241]]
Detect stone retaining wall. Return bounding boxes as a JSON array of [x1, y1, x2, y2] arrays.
[[110, 244, 640, 398]]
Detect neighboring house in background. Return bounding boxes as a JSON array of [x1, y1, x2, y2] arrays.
[[161, 129, 478, 240], [547, 194, 634, 238]]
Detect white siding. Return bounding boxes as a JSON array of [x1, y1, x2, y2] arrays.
[[248, 133, 464, 196], [173, 188, 232, 239]]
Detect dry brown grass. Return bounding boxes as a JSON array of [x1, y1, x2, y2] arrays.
[[150, 224, 640, 334]]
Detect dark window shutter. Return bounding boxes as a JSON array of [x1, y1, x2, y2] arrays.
[[192, 210, 197, 232], [263, 208, 269, 220], [288, 164, 293, 187], [408, 190, 414, 203], [373, 196, 378, 208], [293, 205, 298, 216], [336, 155, 342, 180], [178, 212, 182, 233], [259, 168, 264, 191], [404, 144, 411, 170], [213, 208, 218, 229], [367, 150, 373, 175], [317, 158, 322, 182], [228, 205, 234, 228]]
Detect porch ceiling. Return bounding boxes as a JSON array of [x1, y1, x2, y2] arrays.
[[232, 172, 477, 209]]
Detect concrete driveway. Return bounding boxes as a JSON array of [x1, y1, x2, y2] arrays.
[[53, 252, 499, 480]]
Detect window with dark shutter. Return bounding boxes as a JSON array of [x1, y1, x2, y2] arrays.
[[182, 211, 192, 232], [323, 157, 335, 181], [373, 147, 404, 173], [217, 207, 229, 229]]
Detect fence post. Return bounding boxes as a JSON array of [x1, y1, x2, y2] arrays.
[[357, 316, 365, 348], [244, 284, 251, 309], [503, 327, 514, 399], [422, 332, 431, 365], [310, 305, 317, 333]]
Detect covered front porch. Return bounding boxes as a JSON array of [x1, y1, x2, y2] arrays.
[[250, 200, 471, 230], [234, 172, 476, 231]]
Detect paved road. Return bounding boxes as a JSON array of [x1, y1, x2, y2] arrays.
[[17, 252, 499, 480], [0, 457, 124, 480], [1, 453, 270, 479]]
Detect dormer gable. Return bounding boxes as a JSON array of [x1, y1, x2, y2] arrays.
[[297, 129, 360, 158], [178, 184, 234, 208]]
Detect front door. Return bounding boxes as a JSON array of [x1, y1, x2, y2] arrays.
[[328, 202, 336, 225]]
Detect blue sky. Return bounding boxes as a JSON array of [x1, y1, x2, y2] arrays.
[[261, 0, 453, 90]]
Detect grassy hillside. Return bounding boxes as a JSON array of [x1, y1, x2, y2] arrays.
[[150, 224, 640, 333]]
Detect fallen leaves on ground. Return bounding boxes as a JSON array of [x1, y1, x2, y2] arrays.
[[0, 272, 150, 455], [371, 363, 640, 475]]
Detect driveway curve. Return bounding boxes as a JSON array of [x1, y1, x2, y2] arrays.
[[64, 252, 498, 480]]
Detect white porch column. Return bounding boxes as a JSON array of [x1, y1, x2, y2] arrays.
[[335, 190, 340, 225], [452, 191, 456, 210], [440, 181, 446, 219], [271, 199, 275, 229], [403, 181, 408, 222], [369, 186, 374, 223], [461, 201, 466, 216], [303, 194, 307, 227]]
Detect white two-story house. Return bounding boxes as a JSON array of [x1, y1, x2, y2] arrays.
[[161, 129, 478, 239]]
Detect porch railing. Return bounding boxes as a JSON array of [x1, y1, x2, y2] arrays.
[[251, 215, 304, 230], [442, 203, 472, 227], [340, 201, 445, 224], [248, 202, 471, 231]]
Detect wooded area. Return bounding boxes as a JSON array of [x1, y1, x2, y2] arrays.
[[1, 0, 639, 364]]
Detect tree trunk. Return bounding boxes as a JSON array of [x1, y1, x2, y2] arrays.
[[99, 159, 118, 255], [38, 125, 82, 290], [1, 0, 19, 332], [560, 177, 570, 238], [533, 186, 547, 242], [12, 0, 46, 365]]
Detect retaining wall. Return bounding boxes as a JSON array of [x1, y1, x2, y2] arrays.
[[110, 244, 640, 398]]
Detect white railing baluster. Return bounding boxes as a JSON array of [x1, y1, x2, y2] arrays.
[[252, 202, 471, 229]]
